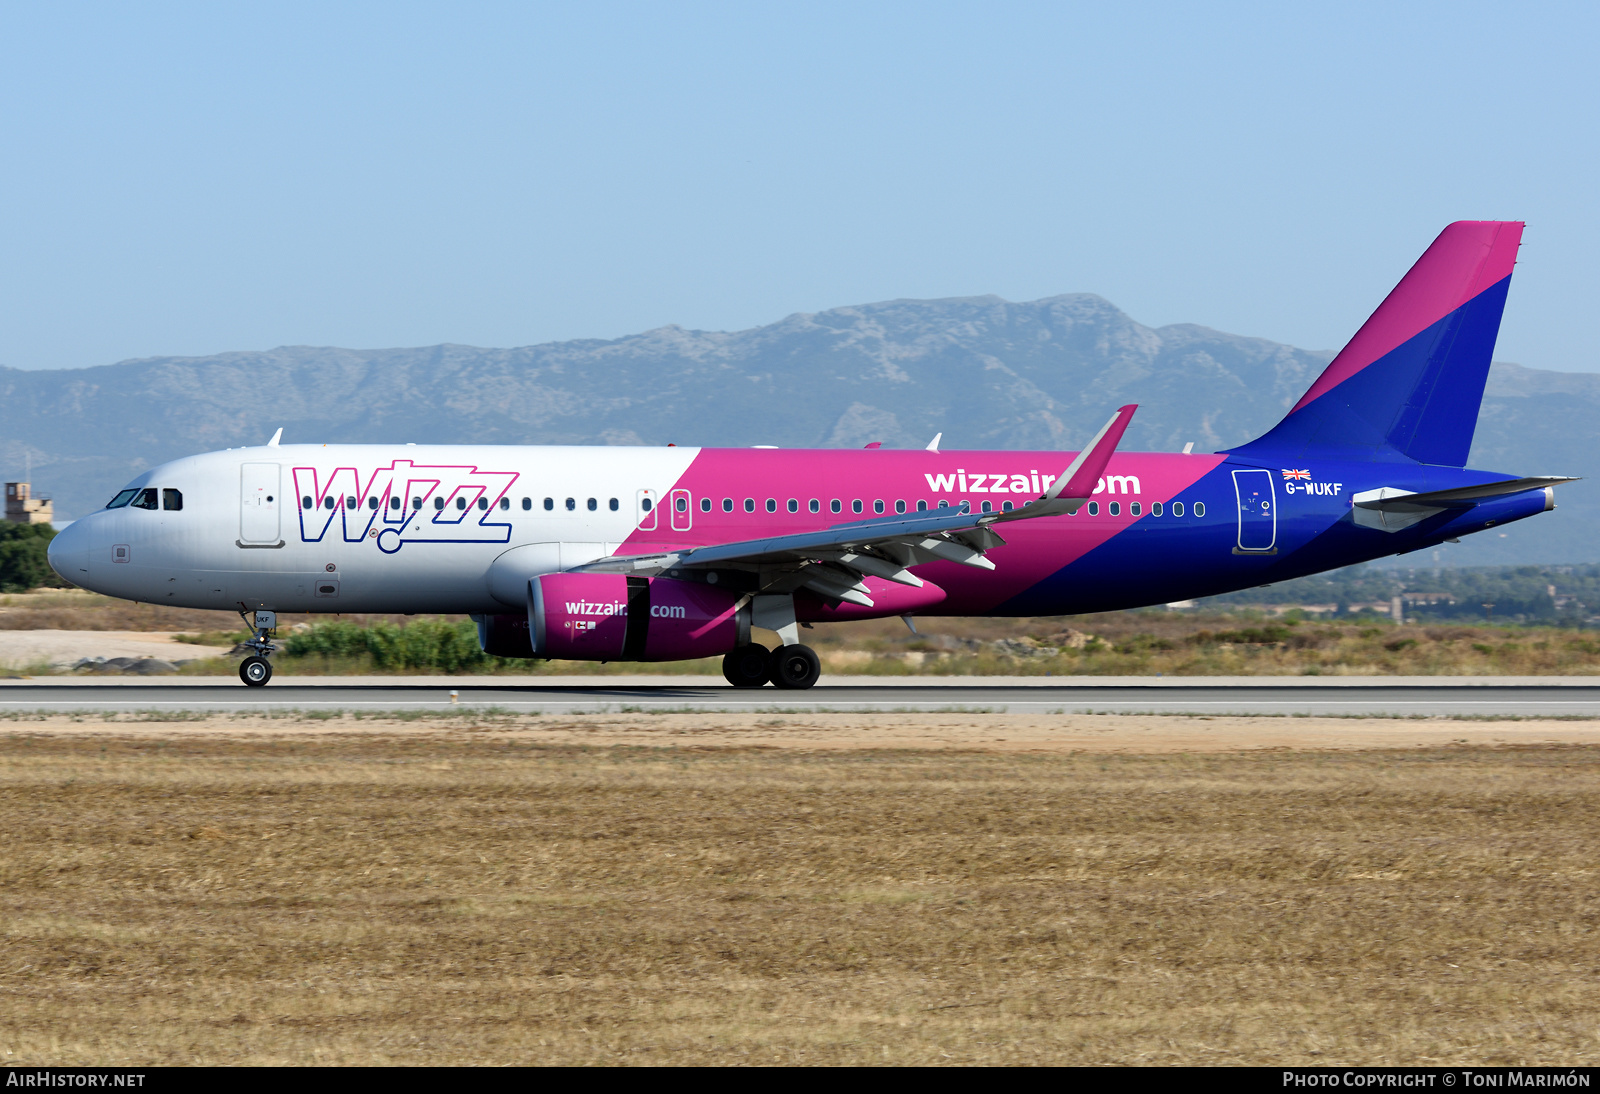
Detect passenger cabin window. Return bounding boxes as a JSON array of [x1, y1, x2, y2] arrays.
[[455, 497, 466, 510], [981, 500, 992, 514], [1109, 502, 1120, 516], [916, 500, 928, 512], [521, 497, 531, 510], [1172, 502, 1184, 517], [587, 498, 597, 511], [744, 498, 755, 513], [787, 499, 798, 513], [1130, 502, 1141, 516], [895, 500, 906, 514], [1194, 502, 1206, 517], [391, 497, 402, 510], [873, 500, 884, 514], [700, 497, 711, 513], [544, 498, 554, 511], [1152, 502, 1163, 516], [106, 489, 139, 509], [347, 495, 357, 509], [368, 497, 379, 510], [565, 498, 576, 511], [412, 497, 422, 509], [722, 498, 733, 512], [1087, 502, 1099, 516], [851, 500, 863, 514], [609, 498, 619, 512], [765, 499, 776, 513], [1001, 500, 1013, 512], [434, 497, 445, 510], [500, 497, 510, 510], [477, 497, 489, 510], [162, 489, 183, 511], [830, 500, 841, 514], [131, 488, 158, 510], [301, 495, 313, 509], [809, 499, 820, 513]]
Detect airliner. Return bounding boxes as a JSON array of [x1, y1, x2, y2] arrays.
[[47, 221, 1573, 688]]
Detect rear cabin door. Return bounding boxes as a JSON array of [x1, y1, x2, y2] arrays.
[[240, 463, 281, 544], [1231, 468, 1276, 553]]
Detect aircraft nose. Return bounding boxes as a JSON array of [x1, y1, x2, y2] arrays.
[[47, 520, 90, 585]]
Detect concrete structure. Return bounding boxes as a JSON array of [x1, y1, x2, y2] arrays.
[[5, 482, 53, 525]]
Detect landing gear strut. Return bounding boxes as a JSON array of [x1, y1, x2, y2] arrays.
[[237, 609, 277, 687]]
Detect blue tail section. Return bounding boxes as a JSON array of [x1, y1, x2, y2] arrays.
[[1230, 221, 1523, 467]]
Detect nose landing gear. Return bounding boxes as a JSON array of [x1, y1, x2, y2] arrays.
[[237, 609, 278, 687]]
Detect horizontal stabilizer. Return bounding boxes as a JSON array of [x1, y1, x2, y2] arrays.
[[1350, 476, 1576, 532], [1354, 476, 1578, 512]]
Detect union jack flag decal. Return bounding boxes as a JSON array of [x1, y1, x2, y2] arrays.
[[1282, 469, 1311, 480]]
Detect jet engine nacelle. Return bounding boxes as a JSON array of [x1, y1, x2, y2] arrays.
[[475, 613, 536, 659], [529, 573, 749, 662]]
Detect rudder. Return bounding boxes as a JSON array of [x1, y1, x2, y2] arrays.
[[1229, 221, 1524, 466]]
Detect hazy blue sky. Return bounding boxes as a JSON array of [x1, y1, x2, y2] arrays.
[[1, 2, 1595, 371]]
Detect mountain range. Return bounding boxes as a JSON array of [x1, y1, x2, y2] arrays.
[[1, 293, 1592, 565]]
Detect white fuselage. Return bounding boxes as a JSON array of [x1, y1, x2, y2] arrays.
[[48, 444, 699, 615]]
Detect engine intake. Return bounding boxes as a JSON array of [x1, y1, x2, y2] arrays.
[[528, 573, 749, 662]]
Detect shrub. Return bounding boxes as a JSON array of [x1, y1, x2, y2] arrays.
[[284, 618, 511, 672], [0, 523, 65, 593]]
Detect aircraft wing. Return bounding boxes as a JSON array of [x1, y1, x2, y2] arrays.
[[571, 405, 1139, 608]]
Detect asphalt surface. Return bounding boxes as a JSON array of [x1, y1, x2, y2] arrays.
[[3, 676, 1600, 716]]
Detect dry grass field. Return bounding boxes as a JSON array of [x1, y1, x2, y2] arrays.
[[3, 713, 1600, 1065], [10, 588, 1600, 677]]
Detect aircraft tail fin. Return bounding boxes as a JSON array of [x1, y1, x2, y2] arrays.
[[1228, 221, 1524, 466]]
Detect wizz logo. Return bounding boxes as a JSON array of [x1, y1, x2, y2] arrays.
[[292, 460, 520, 554]]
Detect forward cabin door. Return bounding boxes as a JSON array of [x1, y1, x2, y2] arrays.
[[1231, 468, 1276, 553], [240, 463, 281, 544], [669, 488, 692, 532]]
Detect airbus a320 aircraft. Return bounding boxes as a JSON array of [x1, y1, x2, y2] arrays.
[[48, 221, 1574, 688]]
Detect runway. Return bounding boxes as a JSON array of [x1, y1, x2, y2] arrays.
[[3, 675, 1600, 716]]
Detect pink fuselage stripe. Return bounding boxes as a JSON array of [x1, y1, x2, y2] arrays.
[[1289, 221, 1523, 414], [619, 448, 1224, 615]]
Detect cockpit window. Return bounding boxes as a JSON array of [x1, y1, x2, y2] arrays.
[[162, 489, 183, 511], [130, 488, 159, 510], [106, 489, 139, 509]]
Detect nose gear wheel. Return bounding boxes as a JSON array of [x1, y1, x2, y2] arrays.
[[240, 655, 273, 687]]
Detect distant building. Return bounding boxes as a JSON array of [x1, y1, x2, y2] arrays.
[[5, 482, 53, 525]]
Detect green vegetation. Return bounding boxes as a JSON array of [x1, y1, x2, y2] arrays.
[[0, 524, 65, 594], [281, 618, 520, 673], [1204, 561, 1600, 625]]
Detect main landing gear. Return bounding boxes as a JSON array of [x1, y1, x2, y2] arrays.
[[721, 593, 822, 689], [720, 643, 822, 690], [237, 609, 278, 687]]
